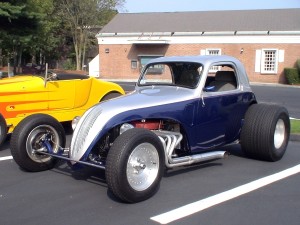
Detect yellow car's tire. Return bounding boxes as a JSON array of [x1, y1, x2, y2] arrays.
[[10, 114, 66, 172], [0, 114, 7, 147]]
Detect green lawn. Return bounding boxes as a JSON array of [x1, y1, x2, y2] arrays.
[[291, 119, 300, 134]]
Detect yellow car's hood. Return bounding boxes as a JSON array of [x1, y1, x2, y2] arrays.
[[0, 75, 43, 88], [0, 75, 46, 119]]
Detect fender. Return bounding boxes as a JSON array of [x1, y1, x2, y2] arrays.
[[69, 86, 198, 162]]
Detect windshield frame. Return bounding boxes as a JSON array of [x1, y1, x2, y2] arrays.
[[137, 61, 203, 89]]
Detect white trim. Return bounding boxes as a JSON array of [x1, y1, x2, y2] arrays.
[[278, 50, 285, 63], [98, 35, 300, 45], [97, 31, 300, 37], [255, 50, 261, 73]]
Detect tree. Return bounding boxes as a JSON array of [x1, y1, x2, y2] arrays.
[[0, 0, 43, 70], [55, 0, 124, 70]]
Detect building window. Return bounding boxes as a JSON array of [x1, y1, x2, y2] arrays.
[[206, 49, 221, 72], [131, 60, 137, 69], [139, 55, 163, 72], [261, 49, 278, 74], [206, 49, 221, 56]]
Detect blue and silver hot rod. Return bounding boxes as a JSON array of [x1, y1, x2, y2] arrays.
[[10, 55, 290, 203]]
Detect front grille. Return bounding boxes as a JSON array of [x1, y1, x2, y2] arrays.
[[71, 106, 102, 157]]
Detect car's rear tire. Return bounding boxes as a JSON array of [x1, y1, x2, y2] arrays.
[[106, 128, 165, 203], [10, 114, 66, 172], [240, 104, 290, 161], [0, 114, 7, 147]]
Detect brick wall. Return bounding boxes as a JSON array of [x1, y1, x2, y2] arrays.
[[99, 43, 300, 84]]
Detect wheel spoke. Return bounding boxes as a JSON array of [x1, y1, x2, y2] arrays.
[[127, 143, 159, 191], [26, 125, 60, 162]]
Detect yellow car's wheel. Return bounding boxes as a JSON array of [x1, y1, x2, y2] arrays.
[[10, 114, 66, 172], [0, 114, 7, 147]]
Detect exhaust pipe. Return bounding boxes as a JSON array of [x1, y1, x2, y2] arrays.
[[152, 130, 228, 168], [168, 151, 228, 168]]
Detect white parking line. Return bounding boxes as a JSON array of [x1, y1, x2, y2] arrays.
[[151, 164, 300, 224], [0, 156, 13, 161]]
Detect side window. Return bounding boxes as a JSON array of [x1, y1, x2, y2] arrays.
[[204, 65, 237, 92]]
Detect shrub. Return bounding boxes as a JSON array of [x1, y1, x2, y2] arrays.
[[297, 59, 300, 72], [284, 68, 300, 84], [62, 59, 76, 70]]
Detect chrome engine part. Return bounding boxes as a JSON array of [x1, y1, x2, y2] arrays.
[[152, 130, 227, 168]]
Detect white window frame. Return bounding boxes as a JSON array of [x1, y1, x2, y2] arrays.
[[205, 48, 221, 72], [260, 49, 278, 74]]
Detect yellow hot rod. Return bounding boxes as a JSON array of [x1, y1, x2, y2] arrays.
[[0, 72, 125, 146]]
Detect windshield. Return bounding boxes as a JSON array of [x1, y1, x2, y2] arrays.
[[138, 62, 203, 88]]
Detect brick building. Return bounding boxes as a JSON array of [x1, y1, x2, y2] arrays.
[[92, 8, 300, 84]]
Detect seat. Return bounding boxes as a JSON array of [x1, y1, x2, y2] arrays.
[[56, 73, 89, 80], [209, 71, 237, 91], [177, 70, 199, 87]]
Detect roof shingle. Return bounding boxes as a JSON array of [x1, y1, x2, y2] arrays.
[[100, 8, 300, 33]]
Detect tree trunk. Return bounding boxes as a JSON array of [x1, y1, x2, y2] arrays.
[[0, 48, 3, 68]]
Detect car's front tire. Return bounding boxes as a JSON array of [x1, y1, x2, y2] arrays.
[[106, 128, 165, 203], [240, 104, 290, 161], [10, 114, 66, 172]]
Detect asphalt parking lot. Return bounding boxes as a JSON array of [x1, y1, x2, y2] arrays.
[[0, 137, 299, 225], [0, 84, 299, 225]]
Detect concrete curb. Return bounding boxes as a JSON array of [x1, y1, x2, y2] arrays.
[[290, 134, 300, 142]]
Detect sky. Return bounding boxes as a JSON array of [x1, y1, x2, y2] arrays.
[[119, 0, 300, 13]]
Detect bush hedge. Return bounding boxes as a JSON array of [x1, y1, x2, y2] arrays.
[[297, 59, 300, 71], [284, 68, 300, 84]]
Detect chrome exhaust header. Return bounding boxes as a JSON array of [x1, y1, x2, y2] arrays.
[[152, 130, 228, 168]]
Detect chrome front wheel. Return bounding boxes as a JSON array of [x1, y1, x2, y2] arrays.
[[106, 128, 165, 203], [126, 143, 160, 191]]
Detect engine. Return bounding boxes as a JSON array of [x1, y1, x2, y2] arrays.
[[88, 119, 184, 165]]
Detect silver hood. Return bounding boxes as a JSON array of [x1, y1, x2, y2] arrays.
[[69, 85, 197, 162]]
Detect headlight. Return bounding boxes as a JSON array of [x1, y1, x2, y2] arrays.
[[72, 116, 81, 130], [120, 123, 134, 134]]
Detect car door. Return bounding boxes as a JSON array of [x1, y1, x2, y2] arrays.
[[192, 63, 246, 149], [73, 78, 92, 108], [46, 80, 75, 109]]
